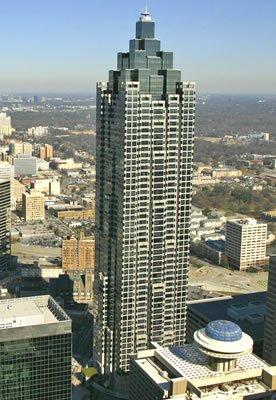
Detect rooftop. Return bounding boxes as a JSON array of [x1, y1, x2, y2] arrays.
[[0, 295, 70, 330], [187, 292, 266, 343], [154, 342, 268, 381]]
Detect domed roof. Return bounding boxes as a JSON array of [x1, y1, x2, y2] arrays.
[[205, 320, 242, 342]]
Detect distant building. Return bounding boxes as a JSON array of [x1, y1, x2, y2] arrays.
[[12, 179, 26, 204], [191, 239, 225, 265], [51, 158, 82, 171], [9, 141, 33, 156], [62, 235, 95, 304], [225, 218, 269, 270], [38, 144, 53, 160], [212, 168, 242, 179], [0, 180, 11, 270], [0, 161, 14, 181], [249, 132, 270, 141], [0, 295, 72, 399], [27, 126, 49, 137], [193, 173, 219, 186], [129, 319, 276, 400], [22, 190, 45, 222], [13, 154, 37, 176], [0, 112, 12, 136], [62, 235, 95, 272], [51, 206, 93, 220], [31, 178, 60, 195], [49, 179, 60, 195], [37, 158, 50, 171], [263, 256, 276, 366]]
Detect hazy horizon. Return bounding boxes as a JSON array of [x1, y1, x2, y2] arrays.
[[1, 0, 276, 94]]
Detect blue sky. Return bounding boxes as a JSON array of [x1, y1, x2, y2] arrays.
[[1, 0, 276, 94]]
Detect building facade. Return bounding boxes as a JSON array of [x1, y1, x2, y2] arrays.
[[0, 295, 72, 400], [263, 256, 276, 366], [94, 10, 195, 374], [62, 236, 95, 304], [225, 218, 269, 270], [13, 154, 37, 176], [62, 236, 95, 272], [38, 144, 53, 160], [0, 180, 11, 270], [9, 141, 33, 156], [22, 190, 45, 222]]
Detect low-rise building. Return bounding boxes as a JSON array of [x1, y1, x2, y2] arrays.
[[130, 319, 276, 400], [27, 126, 49, 137], [53, 206, 93, 220], [212, 168, 243, 179], [51, 158, 82, 171]]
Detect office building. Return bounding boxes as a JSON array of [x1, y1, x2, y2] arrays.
[[22, 190, 45, 222], [129, 320, 276, 400], [0, 180, 11, 270], [263, 256, 276, 365], [0, 295, 72, 400], [225, 218, 269, 270], [62, 236, 95, 303], [13, 154, 37, 176], [94, 10, 195, 374], [0, 112, 12, 136], [9, 141, 33, 156], [62, 235, 95, 272], [0, 162, 14, 181], [38, 144, 53, 160], [12, 179, 26, 204]]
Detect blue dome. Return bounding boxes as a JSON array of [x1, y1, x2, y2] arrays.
[[205, 320, 243, 342]]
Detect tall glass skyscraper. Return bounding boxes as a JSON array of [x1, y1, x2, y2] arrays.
[[0, 179, 11, 270], [94, 10, 195, 374]]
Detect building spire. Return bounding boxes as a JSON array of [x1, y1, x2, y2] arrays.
[[140, 6, 151, 22]]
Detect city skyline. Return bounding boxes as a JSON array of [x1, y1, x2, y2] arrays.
[[1, 0, 276, 94]]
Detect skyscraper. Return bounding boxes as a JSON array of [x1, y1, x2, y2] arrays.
[[94, 10, 195, 374], [263, 256, 276, 365], [0, 179, 11, 270]]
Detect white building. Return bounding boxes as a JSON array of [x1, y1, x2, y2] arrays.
[[0, 112, 12, 136], [225, 218, 269, 270], [9, 141, 33, 156], [27, 126, 49, 137]]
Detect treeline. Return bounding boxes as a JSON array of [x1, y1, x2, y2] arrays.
[[193, 184, 276, 215]]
